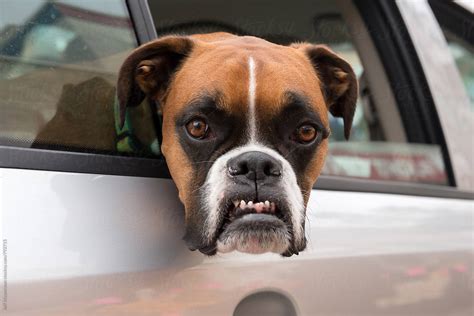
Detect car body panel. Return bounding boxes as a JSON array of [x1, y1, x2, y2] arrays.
[[2, 168, 473, 315]]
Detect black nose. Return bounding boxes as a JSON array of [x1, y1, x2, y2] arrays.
[[228, 151, 282, 182]]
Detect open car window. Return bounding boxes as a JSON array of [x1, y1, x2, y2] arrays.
[[147, 0, 449, 185], [0, 0, 451, 186]]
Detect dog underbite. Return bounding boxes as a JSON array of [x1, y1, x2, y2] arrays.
[[117, 33, 358, 257]]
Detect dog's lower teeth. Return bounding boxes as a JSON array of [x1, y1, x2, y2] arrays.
[[233, 200, 276, 214]]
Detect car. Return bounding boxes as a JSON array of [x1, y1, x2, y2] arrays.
[[1, 0, 473, 315]]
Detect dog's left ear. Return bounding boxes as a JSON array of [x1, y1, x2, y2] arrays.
[[292, 44, 358, 140], [117, 36, 194, 128]]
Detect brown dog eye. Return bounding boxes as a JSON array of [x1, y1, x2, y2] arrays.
[[293, 124, 317, 143], [186, 118, 209, 139]]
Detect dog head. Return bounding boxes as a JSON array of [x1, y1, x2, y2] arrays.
[[117, 32, 357, 256]]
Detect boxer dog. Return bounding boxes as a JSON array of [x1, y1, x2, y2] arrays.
[[117, 32, 357, 256]]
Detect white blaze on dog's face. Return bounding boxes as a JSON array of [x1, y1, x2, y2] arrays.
[[117, 33, 357, 256]]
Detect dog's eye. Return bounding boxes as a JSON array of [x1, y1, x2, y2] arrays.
[[292, 124, 318, 144], [186, 118, 209, 139]]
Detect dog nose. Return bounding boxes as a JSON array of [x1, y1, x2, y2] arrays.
[[228, 151, 282, 181]]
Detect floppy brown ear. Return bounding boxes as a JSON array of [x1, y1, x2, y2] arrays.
[[292, 44, 358, 140], [117, 36, 194, 128]]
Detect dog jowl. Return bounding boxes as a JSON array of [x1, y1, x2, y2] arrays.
[[117, 32, 357, 256]]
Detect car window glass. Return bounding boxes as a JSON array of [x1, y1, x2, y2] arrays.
[[0, 0, 159, 156], [147, 0, 449, 185], [446, 41, 474, 109]]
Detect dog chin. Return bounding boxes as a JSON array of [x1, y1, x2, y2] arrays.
[[216, 213, 291, 254]]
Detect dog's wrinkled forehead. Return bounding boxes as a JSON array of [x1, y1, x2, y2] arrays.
[[163, 38, 328, 126], [117, 32, 357, 207], [157, 39, 325, 205]]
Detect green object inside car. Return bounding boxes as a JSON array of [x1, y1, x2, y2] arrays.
[[113, 94, 161, 156]]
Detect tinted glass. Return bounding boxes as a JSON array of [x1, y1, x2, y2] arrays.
[[0, 0, 158, 156]]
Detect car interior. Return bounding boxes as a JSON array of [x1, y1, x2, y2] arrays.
[[147, 0, 406, 144]]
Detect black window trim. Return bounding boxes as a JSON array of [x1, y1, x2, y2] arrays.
[[0, 146, 170, 178], [0, 0, 471, 200], [315, 175, 473, 200], [127, 0, 157, 44]]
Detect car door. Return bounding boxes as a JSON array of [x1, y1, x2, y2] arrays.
[[1, 0, 473, 315], [0, 0, 197, 313]]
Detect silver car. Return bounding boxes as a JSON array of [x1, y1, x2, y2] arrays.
[[1, 0, 473, 315]]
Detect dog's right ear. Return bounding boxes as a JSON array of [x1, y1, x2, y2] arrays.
[[117, 36, 194, 128], [291, 43, 358, 140]]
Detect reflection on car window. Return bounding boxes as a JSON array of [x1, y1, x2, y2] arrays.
[[440, 29, 474, 111], [0, 0, 158, 156], [147, 0, 448, 185], [447, 41, 474, 109]]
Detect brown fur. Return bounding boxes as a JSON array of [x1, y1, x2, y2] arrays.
[[118, 33, 357, 210]]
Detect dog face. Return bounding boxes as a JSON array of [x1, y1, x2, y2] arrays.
[[117, 33, 357, 256]]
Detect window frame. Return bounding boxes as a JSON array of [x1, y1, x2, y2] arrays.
[[0, 0, 472, 200], [396, 0, 473, 192], [352, 0, 457, 186]]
